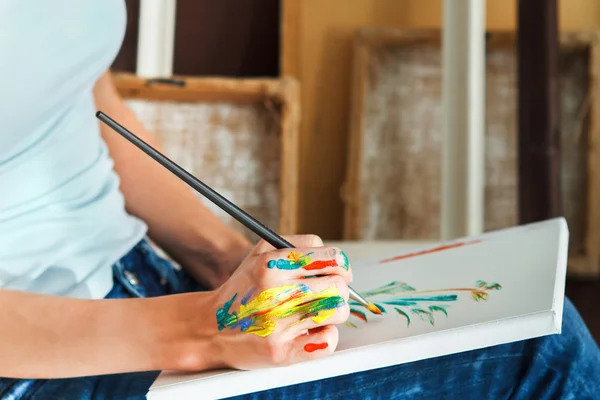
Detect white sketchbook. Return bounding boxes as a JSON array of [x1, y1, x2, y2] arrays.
[[148, 217, 569, 399]]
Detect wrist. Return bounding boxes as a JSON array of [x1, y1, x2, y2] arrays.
[[146, 206, 251, 273], [179, 224, 252, 286], [191, 223, 251, 266], [146, 290, 224, 371]]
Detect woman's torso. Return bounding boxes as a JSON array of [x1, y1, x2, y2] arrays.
[[0, 0, 146, 298]]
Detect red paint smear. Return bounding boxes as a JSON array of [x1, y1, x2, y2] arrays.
[[350, 310, 368, 323], [379, 240, 481, 264], [304, 342, 328, 353], [303, 259, 338, 271], [252, 288, 305, 317]]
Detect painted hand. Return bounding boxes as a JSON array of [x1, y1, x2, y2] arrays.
[[210, 234, 352, 370]]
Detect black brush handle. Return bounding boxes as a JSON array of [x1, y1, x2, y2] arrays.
[[96, 111, 373, 309], [96, 111, 293, 250]]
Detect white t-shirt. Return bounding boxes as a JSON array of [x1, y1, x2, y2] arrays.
[[0, 0, 147, 298]]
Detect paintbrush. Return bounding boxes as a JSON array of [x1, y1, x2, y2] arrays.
[[95, 111, 381, 315]]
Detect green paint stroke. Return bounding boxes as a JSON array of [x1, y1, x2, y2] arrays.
[[347, 280, 502, 327], [428, 305, 448, 317], [267, 252, 314, 270], [412, 308, 434, 326], [350, 308, 367, 323], [266, 249, 350, 271], [394, 307, 410, 327], [216, 293, 238, 331]]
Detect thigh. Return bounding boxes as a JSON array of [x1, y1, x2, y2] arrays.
[[25, 371, 161, 400], [0, 372, 161, 400], [227, 298, 600, 400], [225, 345, 530, 400]]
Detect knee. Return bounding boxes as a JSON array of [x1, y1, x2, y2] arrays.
[[509, 297, 600, 397], [541, 297, 600, 368], [560, 298, 594, 346]]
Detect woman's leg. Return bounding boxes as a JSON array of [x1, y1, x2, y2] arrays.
[[227, 298, 600, 400]]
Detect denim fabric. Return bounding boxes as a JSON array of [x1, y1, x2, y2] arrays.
[[1, 240, 600, 399], [228, 297, 600, 400]]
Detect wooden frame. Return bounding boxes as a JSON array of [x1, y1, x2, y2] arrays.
[[112, 72, 301, 237], [343, 27, 600, 276], [281, 0, 301, 78]]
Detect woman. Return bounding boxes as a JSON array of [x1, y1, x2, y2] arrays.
[[1, 1, 599, 399]]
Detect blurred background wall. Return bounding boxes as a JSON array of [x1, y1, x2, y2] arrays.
[[113, 0, 600, 240], [282, 0, 600, 239], [112, 0, 280, 77]]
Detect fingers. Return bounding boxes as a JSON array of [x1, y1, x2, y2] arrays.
[[292, 325, 339, 362], [221, 275, 348, 338], [294, 274, 350, 304], [264, 247, 352, 281], [280, 275, 350, 336], [251, 234, 324, 256]]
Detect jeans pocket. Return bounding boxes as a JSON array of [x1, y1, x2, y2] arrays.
[[110, 239, 206, 299], [112, 261, 146, 298], [136, 240, 188, 294]]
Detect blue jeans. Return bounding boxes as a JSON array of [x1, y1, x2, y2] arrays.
[[1, 240, 599, 399]]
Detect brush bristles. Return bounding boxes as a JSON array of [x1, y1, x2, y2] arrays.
[[366, 303, 382, 315]]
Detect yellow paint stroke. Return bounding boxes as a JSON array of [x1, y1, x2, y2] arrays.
[[216, 284, 345, 337]]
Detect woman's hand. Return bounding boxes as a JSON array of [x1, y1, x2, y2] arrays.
[[207, 234, 352, 370], [16, 234, 350, 377]]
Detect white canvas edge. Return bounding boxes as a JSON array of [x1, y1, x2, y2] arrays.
[[148, 217, 569, 399], [552, 216, 569, 332], [148, 311, 562, 399]]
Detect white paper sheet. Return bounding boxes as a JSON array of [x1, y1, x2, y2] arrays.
[[148, 217, 569, 399]]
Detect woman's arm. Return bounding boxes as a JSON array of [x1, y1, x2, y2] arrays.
[[93, 71, 251, 289], [0, 289, 218, 378], [0, 236, 348, 379]]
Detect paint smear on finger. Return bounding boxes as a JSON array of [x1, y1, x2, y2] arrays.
[[267, 250, 350, 271], [304, 342, 328, 353], [216, 284, 345, 337]]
